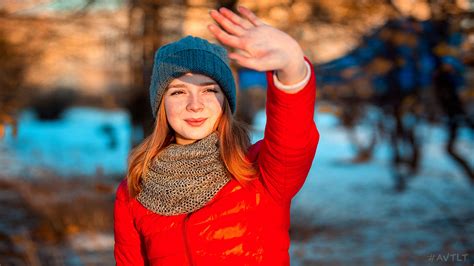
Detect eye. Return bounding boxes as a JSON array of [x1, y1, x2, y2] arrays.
[[169, 90, 184, 96], [204, 87, 219, 93]]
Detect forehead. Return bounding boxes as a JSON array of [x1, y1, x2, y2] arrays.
[[169, 73, 217, 86]]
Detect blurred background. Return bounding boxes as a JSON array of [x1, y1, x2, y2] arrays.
[[0, 0, 473, 265]]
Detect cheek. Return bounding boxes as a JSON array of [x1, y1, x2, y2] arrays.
[[210, 95, 225, 113], [164, 99, 181, 123]]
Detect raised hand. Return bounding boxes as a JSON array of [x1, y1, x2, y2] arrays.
[[208, 6, 307, 85]]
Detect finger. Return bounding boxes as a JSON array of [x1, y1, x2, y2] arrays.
[[209, 10, 245, 36], [237, 6, 264, 27], [219, 7, 254, 30], [228, 52, 260, 70], [207, 24, 244, 50]]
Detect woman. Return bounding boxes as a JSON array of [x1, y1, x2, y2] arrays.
[[114, 6, 319, 265]]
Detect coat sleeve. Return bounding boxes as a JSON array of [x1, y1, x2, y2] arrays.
[[257, 57, 319, 204], [114, 180, 146, 266]]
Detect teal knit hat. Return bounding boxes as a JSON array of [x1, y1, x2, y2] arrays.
[[149, 35, 236, 118]]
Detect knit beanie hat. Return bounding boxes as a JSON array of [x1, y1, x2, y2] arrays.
[[149, 35, 236, 118]]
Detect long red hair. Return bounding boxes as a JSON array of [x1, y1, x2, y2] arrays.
[[126, 98, 259, 198]]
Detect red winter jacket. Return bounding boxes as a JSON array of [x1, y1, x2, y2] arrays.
[[114, 59, 319, 265]]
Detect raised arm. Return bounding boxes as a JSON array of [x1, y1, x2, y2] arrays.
[[209, 6, 319, 203]]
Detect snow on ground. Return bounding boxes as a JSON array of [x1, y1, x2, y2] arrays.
[[0, 107, 131, 178], [1, 106, 473, 265]]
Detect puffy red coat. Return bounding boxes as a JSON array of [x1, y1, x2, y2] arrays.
[[114, 59, 319, 265]]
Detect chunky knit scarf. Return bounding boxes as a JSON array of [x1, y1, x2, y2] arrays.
[[137, 132, 230, 216]]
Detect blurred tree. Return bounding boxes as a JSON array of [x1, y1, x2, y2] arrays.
[[428, 4, 474, 184], [126, 0, 166, 143], [314, 0, 472, 189], [0, 28, 27, 139], [0, 0, 111, 135]]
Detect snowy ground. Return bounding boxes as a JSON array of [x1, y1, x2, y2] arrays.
[[0, 107, 132, 178], [1, 107, 473, 265], [287, 111, 474, 266]]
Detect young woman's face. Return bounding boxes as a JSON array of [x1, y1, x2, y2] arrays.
[[163, 73, 225, 145]]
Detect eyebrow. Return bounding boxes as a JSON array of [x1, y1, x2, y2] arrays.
[[168, 81, 218, 89]]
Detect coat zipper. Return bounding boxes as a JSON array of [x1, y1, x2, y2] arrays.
[[182, 213, 195, 266]]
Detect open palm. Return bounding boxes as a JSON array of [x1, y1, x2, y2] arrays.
[[208, 6, 304, 74]]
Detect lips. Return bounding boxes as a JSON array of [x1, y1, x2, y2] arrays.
[[185, 118, 207, 127]]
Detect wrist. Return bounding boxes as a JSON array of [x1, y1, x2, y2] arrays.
[[273, 61, 311, 93], [275, 49, 306, 85]]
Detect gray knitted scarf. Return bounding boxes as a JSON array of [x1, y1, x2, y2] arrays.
[[137, 132, 230, 216]]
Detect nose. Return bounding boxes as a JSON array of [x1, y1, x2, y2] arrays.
[[186, 94, 204, 112]]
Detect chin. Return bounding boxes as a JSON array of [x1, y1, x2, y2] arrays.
[[180, 128, 213, 141]]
